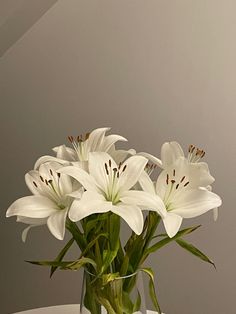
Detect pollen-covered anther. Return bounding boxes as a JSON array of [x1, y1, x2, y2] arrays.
[[104, 163, 109, 175], [122, 165, 127, 172], [45, 179, 49, 186], [57, 173, 61, 178], [40, 176, 44, 182], [68, 136, 74, 143], [166, 174, 169, 185], [184, 181, 190, 187], [173, 169, 176, 176], [180, 176, 185, 183], [50, 169, 53, 176], [176, 183, 179, 189], [109, 160, 112, 168], [171, 179, 176, 184], [33, 181, 38, 188]]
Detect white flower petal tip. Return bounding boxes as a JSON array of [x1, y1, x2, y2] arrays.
[[163, 214, 183, 238], [213, 208, 219, 221]]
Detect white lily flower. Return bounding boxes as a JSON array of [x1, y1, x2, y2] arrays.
[[139, 141, 219, 220], [137, 158, 222, 238], [34, 127, 130, 169], [58, 152, 153, 235], [6, 162, 75, 240]]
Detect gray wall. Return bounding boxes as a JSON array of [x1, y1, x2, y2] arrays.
[[0, 1, 235, 313]]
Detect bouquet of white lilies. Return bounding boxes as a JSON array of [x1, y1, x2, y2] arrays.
[[6, 127, 222, 314]]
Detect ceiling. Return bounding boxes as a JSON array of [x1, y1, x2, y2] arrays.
[[0, 0, 58, 57]]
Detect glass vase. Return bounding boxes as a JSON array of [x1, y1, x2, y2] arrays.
[[80, 269, 152, 314]]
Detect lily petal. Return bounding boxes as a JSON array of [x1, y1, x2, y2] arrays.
[[173, 189, 222, 218], [87, 127, 110, 151], [47, 209, 68, 240], [139, 171, 156, 195], [137, 152, 162, 168], [101, 134, 127, 152], [88, 152, 116, 192], [118, 155, 148, 192], [161, 142, 184, 168], [112, 203, 144, 235], [120, 190, 167, 218], [69, 191, 112, 222], [52, 145, 76, 161], [162, 213, 183, 238], [6, 196, 58, 218], [34, 155, 69, 169], [58, 166, 99, 192]]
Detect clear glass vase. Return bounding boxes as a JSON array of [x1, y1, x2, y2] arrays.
[[80, 269, 151, 314]]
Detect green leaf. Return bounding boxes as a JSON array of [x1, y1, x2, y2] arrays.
[[101, 272, 120, 285], [66, 257, 97, 271], [26, 257, 97, 271], [50, 237, 74, 277], [144, 225, 201, 258], [176, 238, 216, 268], [139, 268, 162, 314], [79, 233, 108, 259], [133, 290, 141, 312]]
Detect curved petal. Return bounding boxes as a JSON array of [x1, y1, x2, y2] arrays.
[[101, 134, 127, 152], [161, 142, 184, 168], [47, 209, 68, 240], [52, 145, 76, 161], [21, 226, 34, 242], [69, 191, 112, 222], [162, 213, 183, 238], [120, 190, 167, 218], [173, 189, 222, 218], [6, 196, 58, 218], [112, 204, 144, 235], [34, 155, 69, 169], [118, 155, 148, 192], [58, 166, 99, 192], [139, 171, 156, 195], [137, 152, 162, 168], [189, 162, 215, 187], [108, 146, 136, 164], [86, 127, 110, 151], [213, 208, 219, 221]]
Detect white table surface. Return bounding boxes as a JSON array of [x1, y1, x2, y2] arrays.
[[13, 304, 162, 314]]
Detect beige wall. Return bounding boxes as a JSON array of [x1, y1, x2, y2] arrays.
[[0, 1, 235, 313]]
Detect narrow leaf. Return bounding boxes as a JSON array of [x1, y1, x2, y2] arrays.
[[50, 237, 74, 277], [139, 268, 162, 314], [176, 238, 216, 268], [145, 225, 201, 257]]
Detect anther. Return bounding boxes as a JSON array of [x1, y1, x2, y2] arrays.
[[33, 181, 38, 188], [180, 176, 185, 183], [117, 172, 120, 178], [40, 176, 44, 182], [113, 168, 118, 173], [45, 180, 49, 185], [188, 144, 194, 153], [68, 136, 74, 143], [105, 163, 109, 175], [57, 173, 61, 178], [109, 160, 112, 167], [176, 183, 179, 189], [184, 181, 190, 187], [118, 162, 122, 170], [85, 132, 90, 140], [171, 179, 176, 184], [191, 145, 195, 153], [122, 165, 127, 172], [50, 169, 53, 176], [166, 174, 169, 185], [173, 169, 176, 176]]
